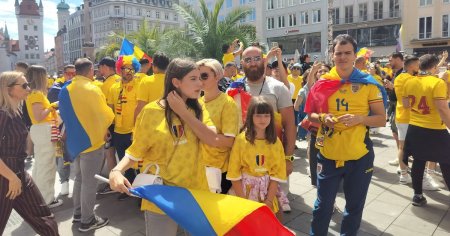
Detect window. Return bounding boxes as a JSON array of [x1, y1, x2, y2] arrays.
[[374, 1, 383, 20], [443, 15, 449, 37], [114, 20, 120, 29], [389, 0, 400, 18], [114, 6, 120, 15], [312, 10, 320, 23], [174, 14, 178, 21], [30, 54, 35, 59], [288, 0, 295, 6], [127, 7, 132, 15], [445, 0, 450, 3], [25, 45, 29, 50], [300, 11, 308, 25], [24, 35, 28, 40], [127, 21, 133, 31], [156, 11, 160, 18], [36, 53, 40, 59], [278, 16, 285, 28], [226, 0, 232, 8], [240, 0, 246, 4], [299, 0, 307, 3], [34, 25, 38, 31], [288, 13, 297, 26], [24, 25, 28, 30], [276, 0, 283, 8], [345, 6, 353, 23], [267, 17, 275, 29], [312, 0, 319, 2], [137, 8, 142, 16], [419, 17, 432, 39], [137, 23, 141, 30], [420, 0, 432, 6], [35, 45, 39, 51], [165, 13, 169, 20], [359, 3, 367, 21], [332, 8, 339, 24], [25, 54, 29, 59], [146, 10, 151, 17], [267, 0, 274, 10], [249, 8, 256, 21]]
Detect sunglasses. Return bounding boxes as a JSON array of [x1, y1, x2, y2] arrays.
[[200, 73, 210, 80], [10, 82, 30, 90], [243, 56, 262, 64], [292, 67, 301, 70], [121, 67, 135, 73]]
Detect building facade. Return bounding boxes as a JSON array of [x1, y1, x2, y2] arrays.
[[0, 25, 19, 72], [402, 0, 450, 56], [55, 0, 70, 71], [67, 6, 85, 63], [15, 0, 45, 65]]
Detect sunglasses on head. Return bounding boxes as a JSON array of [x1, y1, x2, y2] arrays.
[[9, 82, 30, 90]]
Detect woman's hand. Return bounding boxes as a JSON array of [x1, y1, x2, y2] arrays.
[[109, 170, 131, 196], [6, 175, 22, 200], [167, 91, 188, 116], [338, 114, 364, 127]]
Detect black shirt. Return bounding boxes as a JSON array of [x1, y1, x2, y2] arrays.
[[0, 110, 28, 158]]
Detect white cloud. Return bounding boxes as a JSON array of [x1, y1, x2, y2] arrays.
[[0, 0, 82, 51]]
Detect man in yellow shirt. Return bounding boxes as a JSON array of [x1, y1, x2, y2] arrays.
[[222, 39, 244, 65], [135, 52, 170, 120], [134, 58, 152, 85], [354, 56, 367, 72], [402, 54, 450, 206], [287, 63, 304, 139]]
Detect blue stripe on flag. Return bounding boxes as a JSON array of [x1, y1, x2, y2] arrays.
[[119, 38, 135, 56]]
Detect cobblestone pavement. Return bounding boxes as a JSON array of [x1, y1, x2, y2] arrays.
[[5, 126, 450, 236]]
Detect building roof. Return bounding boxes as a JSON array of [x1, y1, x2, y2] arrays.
[[10, 40, 20, 52], [18, 0, 40, 16], [57, 0, 70, 11]]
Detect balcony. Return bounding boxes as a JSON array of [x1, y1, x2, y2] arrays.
[[332, 10, 401, 26]]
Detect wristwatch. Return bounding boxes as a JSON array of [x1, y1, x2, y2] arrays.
[[285, 155, 294, 162]]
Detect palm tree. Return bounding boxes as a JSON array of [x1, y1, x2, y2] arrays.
[[174, 0, 257, 60]]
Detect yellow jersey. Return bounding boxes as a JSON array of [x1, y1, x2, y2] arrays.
[[394, 72, 413, 123], [101, 74, 121, 98], [107, 79, 138, 134], [137, 73, 165, 103], [318, 83, 382, 163], [227, 132, 287, 183], [25, 91, 55, 124], [47, 78, 55, 89], [403, 75, 448, 130], [91, 80, 103, 88], [222, 53, 234, 65], [126, 101, 209, 213], [287, 75, 303, 99], [199, 93, 239, 172]]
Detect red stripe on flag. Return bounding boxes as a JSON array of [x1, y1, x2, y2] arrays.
[[224, 206, 295, 236]]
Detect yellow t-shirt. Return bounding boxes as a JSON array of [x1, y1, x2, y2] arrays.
[[107, 79, 138, 134], [101, 74, 121, 98], [403, 75, 448, 130], [394, 72, 413, 123], [137, 73, 165, 103], [47, 78, 55, 89], [134, 72, 148, 85], [222, 53, 235, 65], [287, 75, 303, 99], [91, 80, 103, 88], [373, 74, 383, 85], [55, 77, 65, 84], [318, 83, 382, 162], [126, 101, 209, 213], [25, 91, 54, 124], [199, 93, 239, 172], [226, 132, 287, 183], [232, 73, 244, 81]]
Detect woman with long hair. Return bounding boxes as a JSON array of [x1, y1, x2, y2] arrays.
[[25, 65, 62, 208], [0, 71, 59, 235]]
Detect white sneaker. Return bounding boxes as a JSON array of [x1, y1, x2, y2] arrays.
[[60, 181, 69, 195], [388, 159, 399, 166], [399, 173, 412, 184], [281, 203, 291, 212], [423, 174, 440, 191]]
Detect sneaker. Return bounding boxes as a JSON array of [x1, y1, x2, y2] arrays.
[[97, 185, 115, 195], [78, 216, 109, 232], [72, 214, 81, 223], [60, 181, 69, 196], [118, 193, 130, 201], [397, 166, 411, 175], [412, 195, 427, 207], [399, 173, 412, 184], [48, 199, 63, 209], [281, 203, 291, 213], [388, 159, 399, 166], [423, 174, 440, 191]]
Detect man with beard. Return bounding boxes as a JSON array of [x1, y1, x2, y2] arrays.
[[107, 55, 140, 201], [240, 46, 296, 211]]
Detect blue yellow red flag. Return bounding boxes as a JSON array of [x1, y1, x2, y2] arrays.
[[119, 38, 152, 63]]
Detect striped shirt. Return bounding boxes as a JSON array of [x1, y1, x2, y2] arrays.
[[0, 110, 28, 158]]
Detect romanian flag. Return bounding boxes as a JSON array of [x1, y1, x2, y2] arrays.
[[130, 185, 294, 236], [356, 47, 374, 60], [119, 38, 152, 63], [58, 76, 115, 160]]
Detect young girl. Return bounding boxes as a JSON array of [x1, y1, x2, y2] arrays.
[[227, 96, 287, 213]]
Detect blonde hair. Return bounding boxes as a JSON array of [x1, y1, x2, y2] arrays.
[[0, 71, 25, 116], [196, 58, 224, 79], [26, 65, 48, 93]]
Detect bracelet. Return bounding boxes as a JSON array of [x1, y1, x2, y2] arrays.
[[285, 155, 294, 162]]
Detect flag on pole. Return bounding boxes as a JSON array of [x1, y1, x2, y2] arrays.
[[300, 38, 306, 55], [119, 38, 152, 63], [294, 49, 300, 62], [130, 185, 294, 236], [396, 25, 404, 52]]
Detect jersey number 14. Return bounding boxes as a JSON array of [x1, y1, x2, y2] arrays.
[[336, 98, 349, 111]]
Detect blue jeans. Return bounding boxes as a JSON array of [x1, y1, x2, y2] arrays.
[[310, 138, 374, 236]]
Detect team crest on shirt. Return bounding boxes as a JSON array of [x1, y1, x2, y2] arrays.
[[255, 154, 267, 172], [172, 125, 187, 145], [351, 83, 360, 93]]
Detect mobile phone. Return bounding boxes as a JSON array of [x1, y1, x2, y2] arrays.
[[271, 42, 279, 48]]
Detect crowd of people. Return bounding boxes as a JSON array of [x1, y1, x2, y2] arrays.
[[0, 34, 449, 236]]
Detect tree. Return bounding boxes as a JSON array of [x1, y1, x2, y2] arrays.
[[174, 0, 257, 60]]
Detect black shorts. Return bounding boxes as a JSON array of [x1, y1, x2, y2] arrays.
[[404, 124, 450, 164], [107, 124, 115, 147]]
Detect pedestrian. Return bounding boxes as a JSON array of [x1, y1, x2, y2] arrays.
[[305, 34, 387, 235], [226, 96, 287, 214], [0, 71, 59, 236]]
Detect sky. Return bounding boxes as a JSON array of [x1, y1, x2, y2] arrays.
[[0, 0, 82, 51]]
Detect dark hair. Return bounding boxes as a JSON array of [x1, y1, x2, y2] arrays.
[[98, 57, 116, 69], [63, 64, 75, 72], [301, 68, 311, 87], [75, 58, 93, 76], [153, 52, 170, 71], [222, 44, 230, 54], [332, 34, 357, 53], [225, 62, 237, 68], [419, 54, 439, 71], [271, 60, 288, 71], [390, 52, 404, 61], [404, 56, 419, 69], [163, 58, 202, 137], [15, 61, 29, 70], [139, 58, 150, 65], [299, 54, 309, 63], [243, 96, 277, 145], [26, 65, 47, 93]]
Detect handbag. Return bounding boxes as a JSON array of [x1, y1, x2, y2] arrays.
[[300, 117, 320, 134], [132, 163, 163, 187]]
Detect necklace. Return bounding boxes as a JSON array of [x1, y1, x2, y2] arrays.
[[243, 76, 266, 95]]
